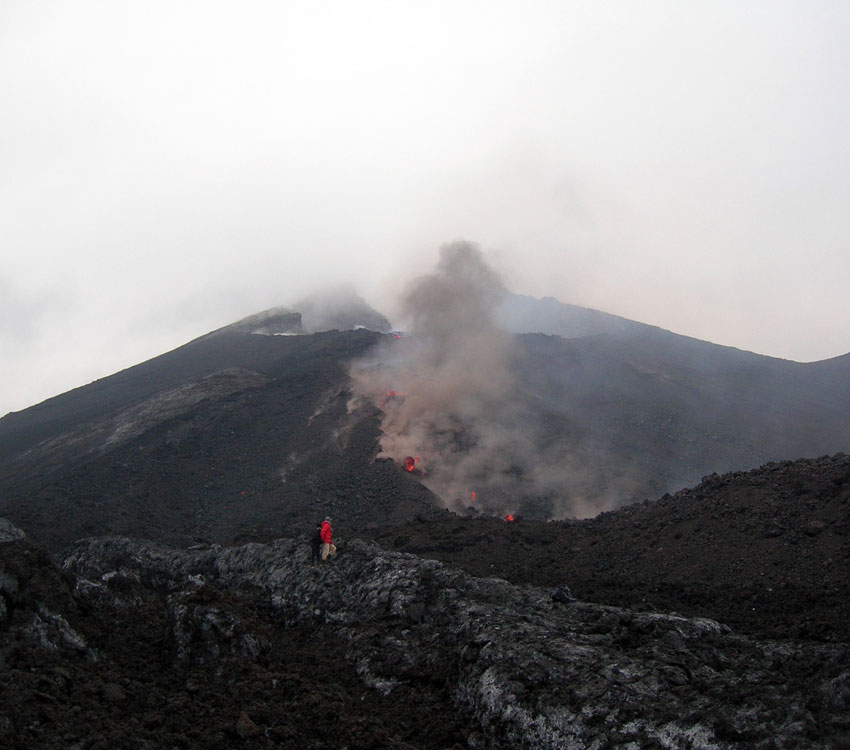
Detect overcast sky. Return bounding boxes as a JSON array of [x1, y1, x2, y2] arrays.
[[2, 1, 849, 416]]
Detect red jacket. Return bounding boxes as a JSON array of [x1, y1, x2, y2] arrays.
[[320, 521, 332, 544]]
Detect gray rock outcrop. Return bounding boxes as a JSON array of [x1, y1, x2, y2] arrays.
[[62, 535, 850, 749], [0, 517, 24, 543]]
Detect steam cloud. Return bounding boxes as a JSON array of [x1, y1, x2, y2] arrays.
[[351, 240, 595, 518]]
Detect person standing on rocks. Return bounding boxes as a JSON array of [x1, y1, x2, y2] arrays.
[[320, 516, 337, 562]]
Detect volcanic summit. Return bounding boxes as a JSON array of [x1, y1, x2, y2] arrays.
[[1, 250, 849, 748]]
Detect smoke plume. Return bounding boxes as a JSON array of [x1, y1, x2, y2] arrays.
[[351, 241, 566, 516]]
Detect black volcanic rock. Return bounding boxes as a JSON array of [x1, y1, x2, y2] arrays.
[[1, 532, 847, 748], [0, 518, 24, 543], [364, 453, 850, 642], [1, 450, 849, 747]]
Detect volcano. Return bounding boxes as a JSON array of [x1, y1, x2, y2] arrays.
[[1, 295, 850, 548], [1, 297, 849, 747]]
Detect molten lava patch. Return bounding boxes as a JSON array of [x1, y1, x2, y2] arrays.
[[380, 390, 407, 409]]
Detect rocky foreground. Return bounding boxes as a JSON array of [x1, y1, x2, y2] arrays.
[[2, 529, 849, 749]]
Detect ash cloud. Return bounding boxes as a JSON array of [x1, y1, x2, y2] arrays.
[[351, 240, 594, 519]]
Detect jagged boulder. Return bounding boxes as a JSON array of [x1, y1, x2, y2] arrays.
[[0, 517, 24, 543], [0, 539, 94, 662], [62, 535, 850, 749]]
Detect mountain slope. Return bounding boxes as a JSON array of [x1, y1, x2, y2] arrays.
[[506, 330, 850, 511], [1, 298, 848, 552], [496, 292, 660, 339], [0, 328, 443, 552], [364, 452, 850, 642]]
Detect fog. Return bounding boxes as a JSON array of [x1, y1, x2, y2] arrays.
[[2, 1, 850, 417]]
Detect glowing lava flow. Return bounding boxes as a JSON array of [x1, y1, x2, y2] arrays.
[[504, 514, 515, 522], [380, 390, 407, 409], [403, 456, 420, 473], [470, 491, 476, 502]]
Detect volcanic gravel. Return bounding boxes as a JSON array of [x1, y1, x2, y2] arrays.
[[361, 453, 850, 642], [1, 454, 849, 748]]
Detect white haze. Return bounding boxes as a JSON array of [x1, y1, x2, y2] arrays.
[[2, 1, 850, 416]]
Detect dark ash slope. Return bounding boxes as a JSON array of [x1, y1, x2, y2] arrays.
[[365, 453, 850, 643], [0, 328, 443, 553], [1, 305, 848, 554]]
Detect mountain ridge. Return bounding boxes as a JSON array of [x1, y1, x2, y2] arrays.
[[2, 294, 849, 552], [1, 292, 849, 747]]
